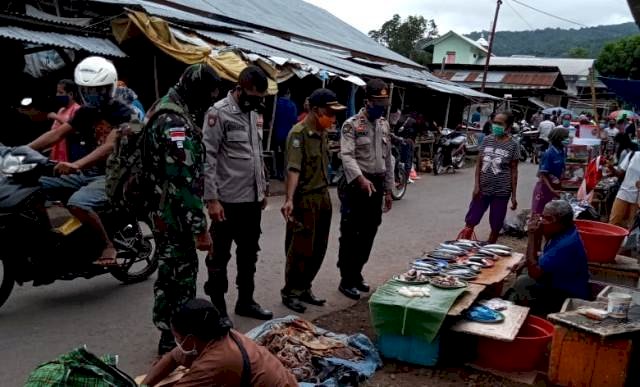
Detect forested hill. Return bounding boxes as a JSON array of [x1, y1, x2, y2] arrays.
[[466, 22, 638, 58]]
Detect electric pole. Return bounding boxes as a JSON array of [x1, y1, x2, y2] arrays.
[[481, 0, 502, 93]]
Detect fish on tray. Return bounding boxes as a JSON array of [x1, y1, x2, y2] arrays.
[[484, 244, 512, 252], [439, 243, 466, 252]]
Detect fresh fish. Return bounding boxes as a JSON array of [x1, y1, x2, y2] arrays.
[[484, 244, 512, 252], [434, 248, 466, 256], [456, 239, 480, 246], [485, 248, 511, 256], [468, 263, 484, 271], [476, 249, 497, 257], [440, 243, 465, 251]]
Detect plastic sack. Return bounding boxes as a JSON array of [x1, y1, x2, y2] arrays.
[[502, 209, 531, 238]]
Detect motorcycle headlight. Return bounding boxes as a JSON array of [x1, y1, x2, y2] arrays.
[[0, 154, 37, 175]]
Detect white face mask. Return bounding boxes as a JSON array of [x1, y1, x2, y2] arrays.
[[175, 335, 198, 356]]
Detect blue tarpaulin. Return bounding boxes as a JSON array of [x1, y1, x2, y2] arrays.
[[246, 316, 381, 386], [600, 77, 640, 109]]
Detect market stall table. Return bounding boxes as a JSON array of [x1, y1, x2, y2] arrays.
[[447, 283, 486, 316], [450, 304, 530, 341], [547, 300, 640, 387], [588, 255, 640, 288]]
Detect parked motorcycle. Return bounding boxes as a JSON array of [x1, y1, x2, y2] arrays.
[[519, 129, 540, 163], [432, 128, 467, 175], [390, 140, 408, 200], [0, 145, 158, 310]]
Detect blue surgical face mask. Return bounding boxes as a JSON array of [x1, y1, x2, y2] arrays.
[[561, 139, 570, 146], [562, 120, 570, 128], [366, 105, 386, 122], [175, 335, 198, 356]]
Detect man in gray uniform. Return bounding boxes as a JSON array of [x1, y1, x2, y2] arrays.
[[203, 65, 273, 322], [337, 78, 394, 300]]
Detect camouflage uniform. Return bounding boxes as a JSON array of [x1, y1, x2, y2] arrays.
[[281, 119, 332, 298], [144, 87, 206, 335]]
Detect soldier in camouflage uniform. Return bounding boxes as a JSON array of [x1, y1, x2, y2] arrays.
[[280, 89, 345, 313], [144, 64, 221, 355]]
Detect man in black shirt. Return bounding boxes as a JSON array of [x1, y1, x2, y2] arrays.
[[28, 57, 138, 265]]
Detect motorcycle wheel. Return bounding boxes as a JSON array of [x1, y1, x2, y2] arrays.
[[110, 221, 158, 284], [0, 258, 15, 310], [391, 169, 408, 200], [454, 149, 466, 169], [519, 148, 529, 162], [433, 151, 444, 175]]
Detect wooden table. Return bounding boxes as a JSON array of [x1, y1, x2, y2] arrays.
[[450, 303, 530, 341], [588, 255, 640, 288], [470, 253, 524, 287], [447, 283, 486, 316], [547, 301, 640, 387]]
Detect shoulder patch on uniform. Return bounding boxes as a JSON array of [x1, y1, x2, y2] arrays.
[[292, 138, 301, 148], [169, 127, 186, 148], [207, 112, 217, 127]]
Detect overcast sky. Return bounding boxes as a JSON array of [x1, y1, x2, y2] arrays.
[[304, 0, 634, 35]]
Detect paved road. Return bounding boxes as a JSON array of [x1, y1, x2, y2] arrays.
[[0, 163, 538, 385]]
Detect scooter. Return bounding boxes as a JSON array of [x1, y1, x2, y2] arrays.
[[0, 145, 158, 310], [432, 128, 467, 175], [390, 140, 408, 200]]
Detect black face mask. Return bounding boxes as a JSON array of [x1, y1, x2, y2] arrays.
[[238, 90, 264, 113], [54, 95, 70, 109]]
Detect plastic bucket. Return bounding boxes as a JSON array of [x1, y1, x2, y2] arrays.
[[608, 292, 632, 319], [574, 220, 628, 263], [476, 315, 554, 372]]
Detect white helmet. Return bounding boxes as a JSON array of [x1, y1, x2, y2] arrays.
[[74, 57, 118, 107]]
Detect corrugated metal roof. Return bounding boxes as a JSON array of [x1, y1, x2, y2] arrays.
[[0, 26, 126, 57], [483, 57, 594, 77], [159, 0, 420, 67], [134, 1, 250, 30], [435, 70, 561, 89]]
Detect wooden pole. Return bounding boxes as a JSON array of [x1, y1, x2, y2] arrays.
[[387, 82, 395, 120], [589, 67, 600, 127], [481, 0, 502, 93], [444, 96, 451, 129], [266, 95, 277, 151], [153, 55, 160, 100]]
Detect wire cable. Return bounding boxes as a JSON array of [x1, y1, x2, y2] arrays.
[[511, 0, 588, 28], [505, 0, 534, 30]]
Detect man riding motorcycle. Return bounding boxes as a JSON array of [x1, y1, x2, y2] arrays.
[[27, 56, 139, 265]]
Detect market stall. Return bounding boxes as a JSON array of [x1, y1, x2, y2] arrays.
[[368, 240, 534, 371]]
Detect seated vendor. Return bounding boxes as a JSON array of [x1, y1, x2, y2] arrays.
[[511, 200, 590, 316], [142, 299, 297, 387]]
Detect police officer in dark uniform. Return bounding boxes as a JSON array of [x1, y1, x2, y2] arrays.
[[280, 89, 346, 313], [337, 79, 394, 300]]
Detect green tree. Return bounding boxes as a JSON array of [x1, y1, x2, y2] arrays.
[[369, 14, 439, 65], [568, 47, 589, 58], [596, 35, 640, 79]]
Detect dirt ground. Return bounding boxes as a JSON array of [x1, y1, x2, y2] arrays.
[[312, 235, 542, 387]]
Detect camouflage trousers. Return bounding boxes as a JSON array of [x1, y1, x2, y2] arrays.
[[152, 228, 198, 332]]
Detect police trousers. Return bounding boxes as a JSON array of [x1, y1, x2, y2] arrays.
[[152, 226, 198, 332], [337, 173, 384, 286], [205, 201, 262, 304], [281, 189, 332, 297]]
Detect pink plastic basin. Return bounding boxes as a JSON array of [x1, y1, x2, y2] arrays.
[[476, 315, 554, 372], [574, 220, 628, 263]]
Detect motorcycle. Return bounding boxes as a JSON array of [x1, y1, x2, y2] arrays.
[[0, 145, 158, 310], [432, 128, 467, 175], [520, 129, 541, 164], [390, 140, 408, 200]]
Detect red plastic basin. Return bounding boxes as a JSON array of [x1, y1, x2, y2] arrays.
[[574, 220, 628, 263], [476, 315, 554, 372]]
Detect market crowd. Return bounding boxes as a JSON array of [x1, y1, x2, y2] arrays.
[[22, 56, 404, 385], [20, 54, 630, 385]]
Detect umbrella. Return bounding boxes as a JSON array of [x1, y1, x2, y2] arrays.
[[608, 110, 638, 121], [542, 107, 576, 118]]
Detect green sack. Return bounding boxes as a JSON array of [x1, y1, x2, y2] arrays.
[[24, 346, 137, 387], [369, 281, 465, 342]]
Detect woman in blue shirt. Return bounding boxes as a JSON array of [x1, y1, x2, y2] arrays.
[[531, 128, 569, 215]]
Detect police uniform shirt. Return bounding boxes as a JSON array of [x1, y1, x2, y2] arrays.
[[203, 91, 266, 203], [340, 108, 394, 191], [286, 118, 329, 195]]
